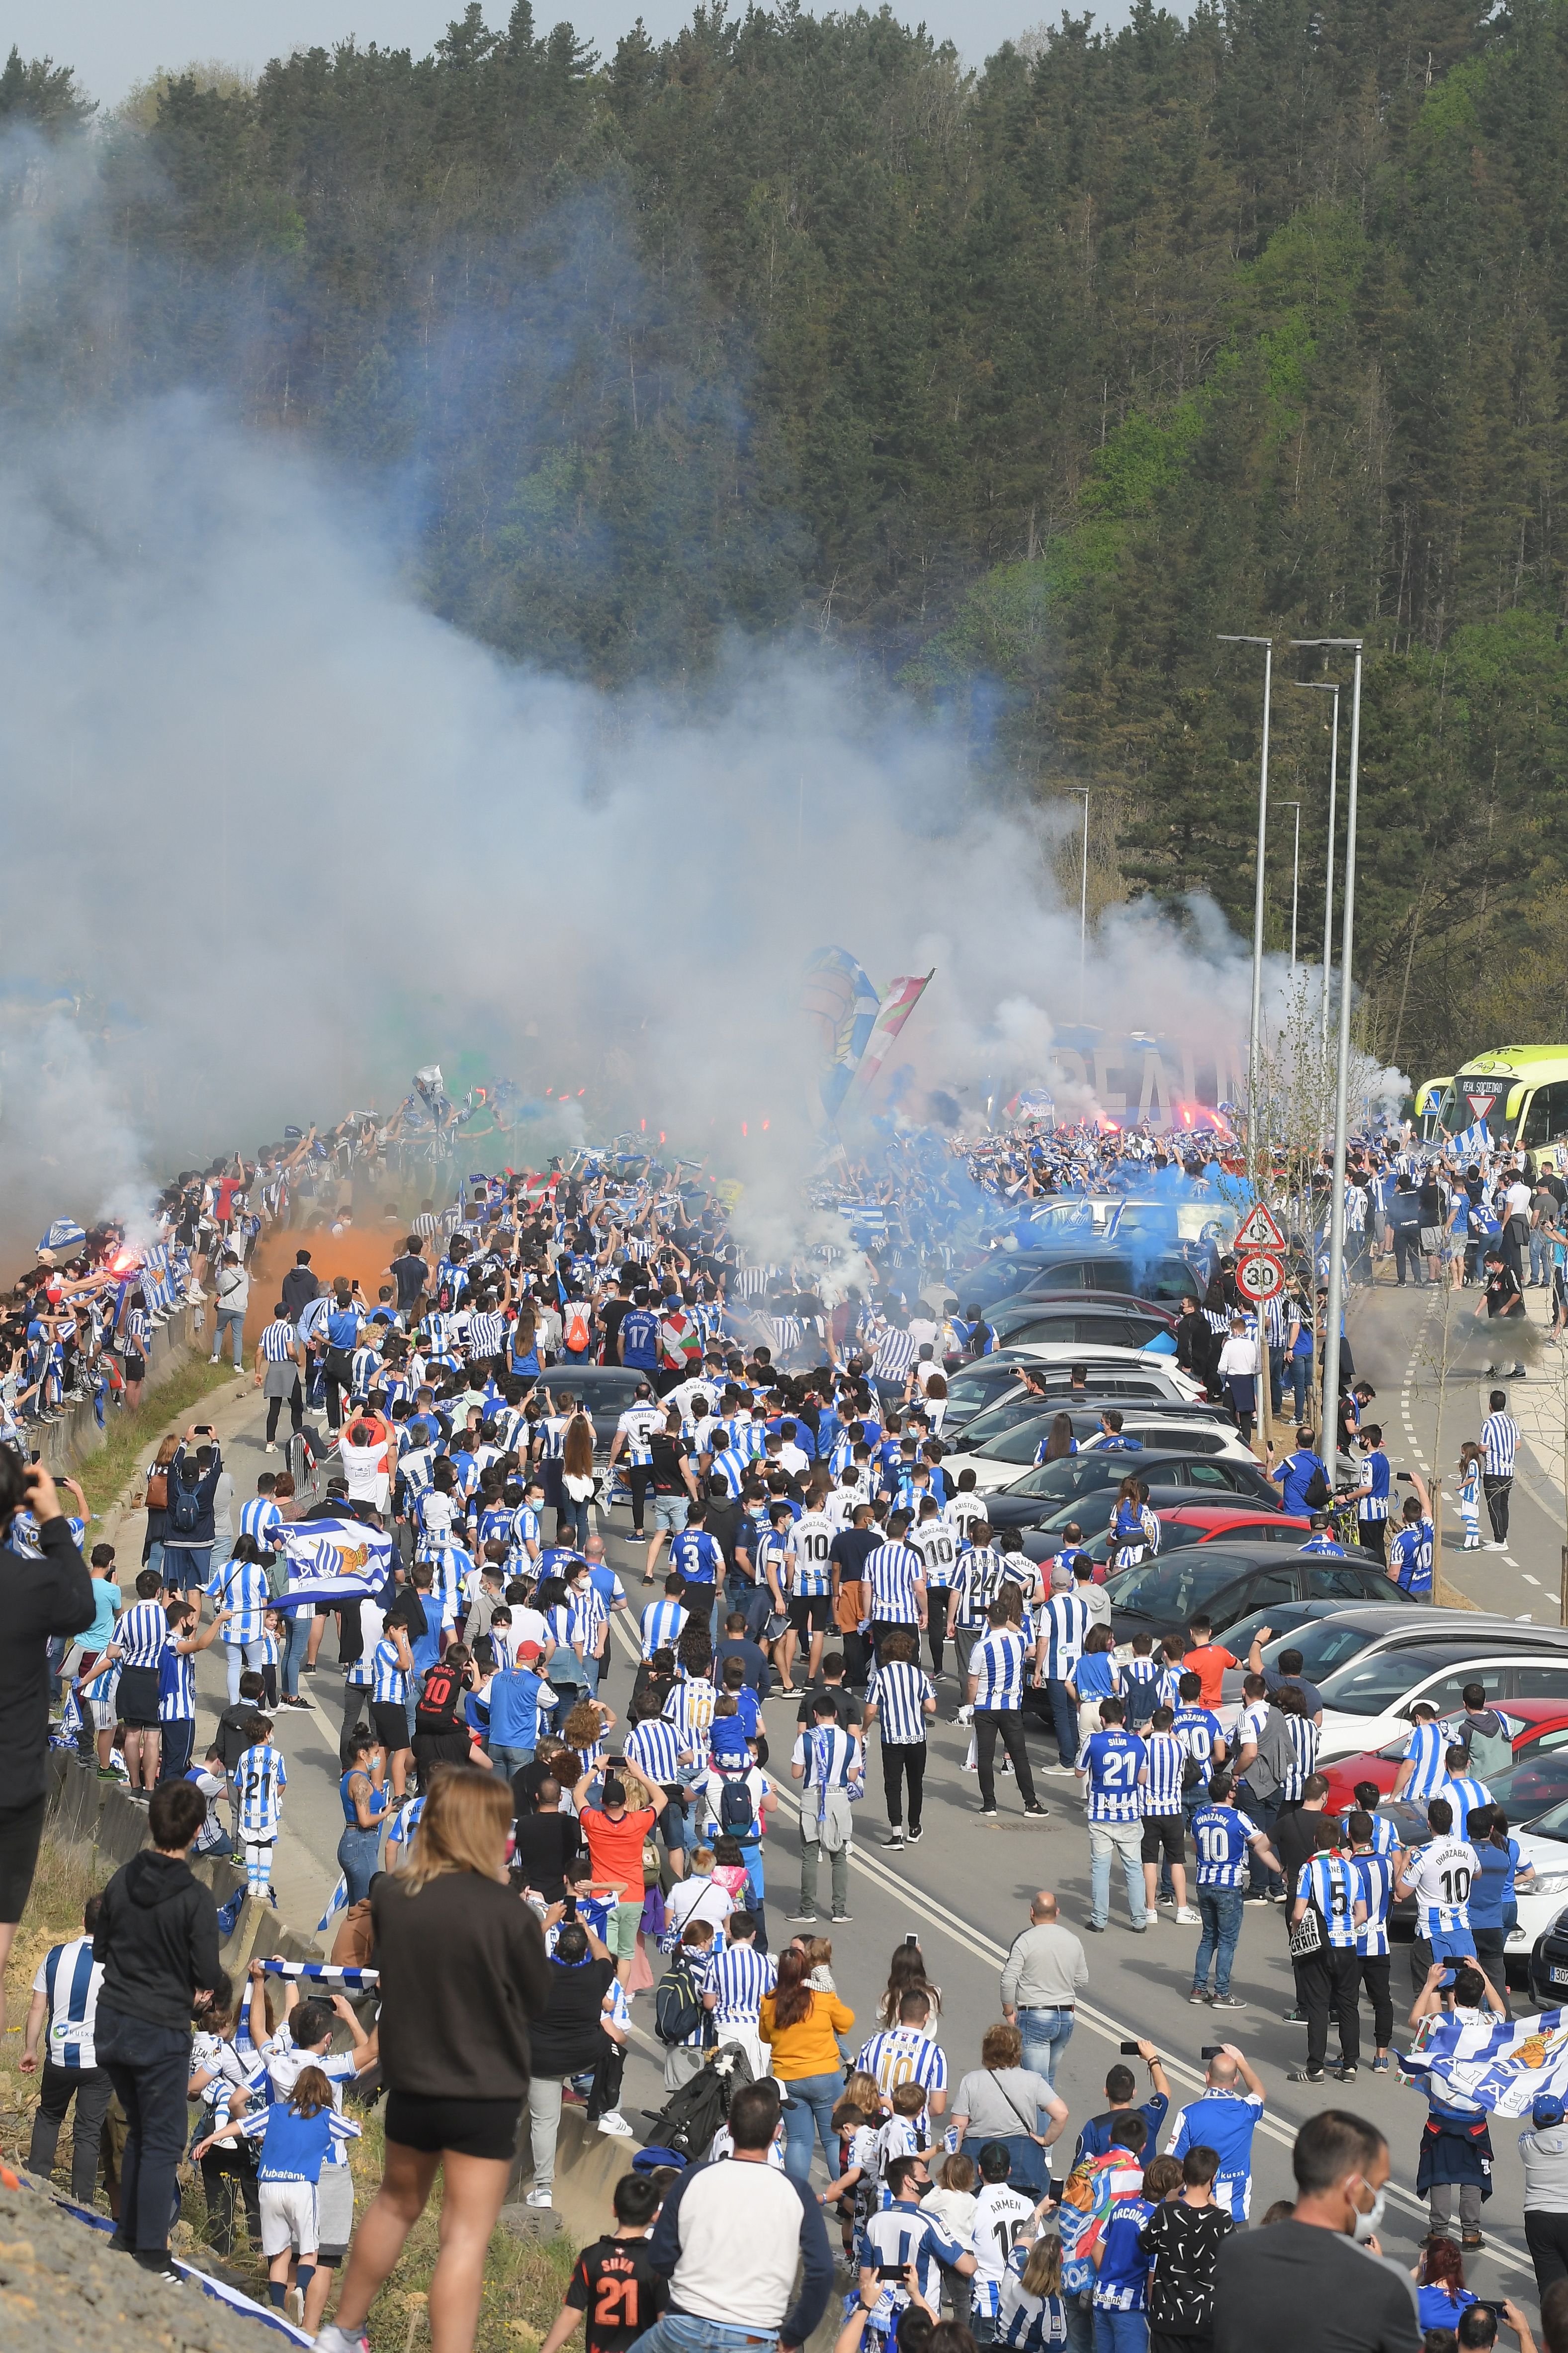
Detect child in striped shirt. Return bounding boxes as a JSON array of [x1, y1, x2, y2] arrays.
[[234, 1719, 287, 1902]]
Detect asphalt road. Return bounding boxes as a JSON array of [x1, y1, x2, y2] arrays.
[[170, 1327, 1546, 2314]]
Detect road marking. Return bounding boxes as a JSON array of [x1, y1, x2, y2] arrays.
[[602, 1558, 1534, 2273], [1524, 1574, 1542, 1588]]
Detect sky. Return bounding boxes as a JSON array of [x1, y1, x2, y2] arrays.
[[8, 0, 1103, 107]]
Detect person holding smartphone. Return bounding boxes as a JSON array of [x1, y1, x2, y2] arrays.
[[0, 1451, 94, 2040]]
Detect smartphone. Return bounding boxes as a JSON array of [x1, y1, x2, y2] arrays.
[[905, 1933, 920, 1949], [1200, 2046, 1225, 2060], [1476, 2307, 1510, 2322], [1396, 1470, 1412, 1483], [874, 2265, 909, 2281], [1048, 2179, 1065, 2201], [1119, 2041, 1142, 2057]]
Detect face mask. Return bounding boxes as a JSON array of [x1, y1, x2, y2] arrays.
[[1350, 2180, 1386, 2243]]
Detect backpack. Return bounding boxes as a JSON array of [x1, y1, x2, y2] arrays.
[[563, 1300, 593, 1356], [654, 1951, 708, 2047], [169, 1461, 203, 1535], [643, 2044, 754, 2162], [1303, 1463, 1332, 1510], [716, 1768, 757, 1842]]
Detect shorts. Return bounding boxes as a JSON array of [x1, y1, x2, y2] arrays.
[[413, 1728, 471, 1778], [117, 1666, 162, 1730], [1140, 1814, 1186, 1865], [657, 1793, 691, 1851], [316, 2162, 354, 2264], [384, 2089, 522, 2162], [1419, 1226, 1444, 1254], [259, 2177, 318, 2258], [1429, 1925, 1478, 1963], [788, 1594, 831, 1635], [87, 1697, 118, 1733], [608, 1897, 643, 1960], [0, 1794, 47, 1925], [122, 1355, 145, 1380], [372, 1700, 412, 1755], [652, 1493, 690, 1534]]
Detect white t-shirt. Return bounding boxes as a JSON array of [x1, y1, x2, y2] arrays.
[[665, 1874, 734, 1941], [971, 2182, 1037, 2286]]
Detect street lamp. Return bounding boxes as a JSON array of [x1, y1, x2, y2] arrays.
[[1217, 635, 1273, 1176], [1286, 678, 1341, 1055], [1279, 800, 1301, 975], [1075, 789, 1092, 1021], [1291, 636, 1364, 1466]]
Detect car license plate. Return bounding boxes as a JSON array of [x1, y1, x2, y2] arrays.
[[1551, 1966, 1568, 1988]]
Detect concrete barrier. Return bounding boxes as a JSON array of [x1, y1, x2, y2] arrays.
[[33, 1304, 202, 1474]]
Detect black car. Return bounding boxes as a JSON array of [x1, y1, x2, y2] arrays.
[[987, 1451, 1283, 1560], [1104, 1543, 1402, 1644], [974, 1297, 1181, 1353], [979, 1250, 1204, 1304], [525, 1365, 650, 1456]]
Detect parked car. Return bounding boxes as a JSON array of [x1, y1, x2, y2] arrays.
[[941, 1345, 1205, 1439], [947, 1409, 1257, 1494], [1234, 1610, 1568, 1757], [982, 1298, 1184, 1353], [989, 1450, 1284, 1558], [1320, 1699, 1568, 1817], [1103, 1543, 1406, 1647], [1076, 1500, 1316, 1567]]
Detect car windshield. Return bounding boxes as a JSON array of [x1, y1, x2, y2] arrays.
[[959, 1397, 1055, 1448], [1103, 1555, 1243, 1621], [1262, 1618, 1400, 1684], [1222, 1600, 1323, 1655], [1316, 1643, 1463, 1716], [1007, 1455, 1186, 1500], [1514, 1797, 1568, 1847], [1488, 1751, 1568, 1821], [947, 1367, 1029, 1413]]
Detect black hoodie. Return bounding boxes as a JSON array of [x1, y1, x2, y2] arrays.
[[93, 1849, 227, 2029], [0, 1514, 93, 1805]]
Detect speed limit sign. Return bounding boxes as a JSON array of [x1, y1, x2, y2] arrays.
[[1236, 1251, 1285, 1302]]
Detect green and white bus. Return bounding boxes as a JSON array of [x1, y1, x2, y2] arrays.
[[1416, 1046, 1568, 1156]]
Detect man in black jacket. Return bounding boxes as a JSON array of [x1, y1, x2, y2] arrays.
[[525, 1915, 620, 2205], [0, 1454, 94, 2040], [279, 1249, 320, 1322], [93, 1778, 230, 2274]]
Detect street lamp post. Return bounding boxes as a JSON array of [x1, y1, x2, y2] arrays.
[[1286, 679, 1341, 1057], [1217, 636, 1273, 1178], [1291, 637, 1363, 1468], [1076, 789, 1092, 1021], [1280, 801, 1302, 975]]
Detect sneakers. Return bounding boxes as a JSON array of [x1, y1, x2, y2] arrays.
[[1188, 1988, 1212, 2004], [264, 1441, 278, 1455], [1023, 1802, 1048, 1818], [1371, 2054, 1390, 2072], [1042, 1764, 1076, 1777], [596, 2111, 634, 2137], [831, 1911, 854, 1923], [1242, 1892, 1273, 1904], [1085, 1919, 1106, 1932], [314, 2325, 369, 2353], [132, 2252, 182, 2282], [786, 1912, 818, 1924], [1463, 2230, 1485, 2252], [1335, 2065, 1359, 2083], [956, 1705, 974, 1725], [1288, 2065, 1324, 2083], [979, 1806, 998, 1819], [1175, 1907, 1202, 1925], [883, 1830, 906, 1848], [1210, 1993, 1247, 2009], [525, 2187, 553, 2208], [907, 1826, 923, 1843], [1143, 1909, 1160, 1927]]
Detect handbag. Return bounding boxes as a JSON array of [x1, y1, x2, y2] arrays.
[[145, 1470, 168, 1511], [1288, 1905, 1325, 1962]]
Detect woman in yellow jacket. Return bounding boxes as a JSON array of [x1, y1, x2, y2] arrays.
[[760, 1946, 854, 2183]]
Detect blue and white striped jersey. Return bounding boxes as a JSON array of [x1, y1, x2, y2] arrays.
[[626, 1717, 686, 1785], [349, 1343, 381, 1396], [861, 2204, 967, 2312], [665, 1678, 718, 1756], [951, 1544, 1009, 1629], [1139, 1731, 1187, 1815], [1189, 1804, 1261, 1889], [1076, 1728, 1147, 1821], [1296, 1851, 1360, 1947], [640, 1599, 688, 1657], [1171, 1705, 1223, 1771], [791, 1723, 860, 1805], [371, 1636, 409, 1704], [1481, 1411, 1519, 1477], [235, 1741, 287, 1836], [240, 1497, 283, 1552], [754, 1529, 793, 1598], [855, 2026, 948, 2110], [971, 1629, 1029, 1713], [1039, 1591, 1090, 1681], [158, 1642, 195, 1722], [866, 1659, 935, 1744], [615, 1402, 664, 1466], [34, 1935, 103, 2069], [467, 1310, 506, 1361], [706, 1941, 777, 2022], [209, 1559, 270, 1644], [1391, 1518, 1434, 1595], [1400, 1720, 1450, 1804], [997, 2250, 1069, 2353], [866, 1540, 924, 1624], [1340, 1810, 1401, 1856], [790, 1512, 836, 1596], [259, 1318, 298, 1363], [1280, 1714, 1320, 1801], [1437, 1773, 1492, 1838], [116, 1600, 169, 1670], [1357, 1450, 1391, 1522], [1350, 1850, 1395, 1957], [569, 1585, 609, 1650]]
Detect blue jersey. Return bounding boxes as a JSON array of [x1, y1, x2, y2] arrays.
[[1076, 1728, 1146, 1822], [1190, 1804, 1259, 1889], [1092, 2198, 1153, 2310], [1391, 1517, 1434, 1595], [669, 1528, 723, 1587], [1166, 2090, 1264, 2218]]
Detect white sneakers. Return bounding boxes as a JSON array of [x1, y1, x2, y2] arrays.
[[1143, 1909, 1159, 1927], [597, 2111, 634, 2137], [525, 2186, 553, 2206], [313, 2327, 368, 2353], [1175, 1907, 1202, 1925]]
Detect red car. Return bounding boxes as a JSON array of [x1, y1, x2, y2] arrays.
[[1083, 1499, 1309, 1565], [1321, 1698, 1568, 1816]]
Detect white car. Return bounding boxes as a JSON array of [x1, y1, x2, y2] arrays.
[[944, 1409, 1258, 1496], [1001, 1341, 1211, 1405], [1308, 1638, 1568, 1762]]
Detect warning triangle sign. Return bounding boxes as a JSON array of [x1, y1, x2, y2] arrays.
[[1465, 1092, 1497, 1124], [1235, 1200, 1286, 1254]]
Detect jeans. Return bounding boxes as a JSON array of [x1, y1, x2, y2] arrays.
[[1532, 1230, 1553, 1285], [1093, 2311, 1148, 2353], [1088, 1819, 1144, 1927], [1046, 1679, 1079, 1767], [281, 1609, 311, 1698], [211, 1307, 246, 1367], [491, 1743, 535, 1777], [628, 2318, 778, 2353], [779, 2068, 840, 2182], [559, 1494, 591, 1550], [337, 1821, 383, 1904], [1193, 1886, 1244, 1995], [225, 1637, 269, 1704], [1017, 2006, 1074, 2086], [1286, 1353, 1310, 1418], [28, 2059, 113, 2202], [94, 2003, 192, 2254]]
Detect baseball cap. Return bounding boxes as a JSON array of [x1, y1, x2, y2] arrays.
[[516, 1640, 544, 1663], [1534, 2094, 1566, 2129]]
